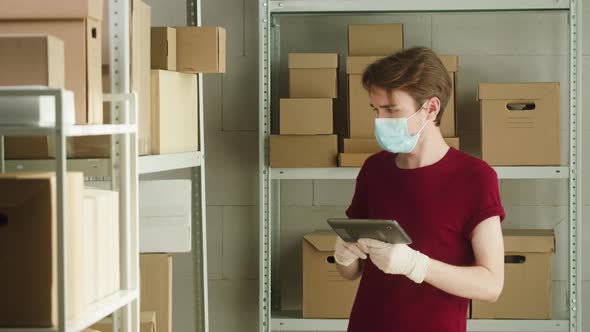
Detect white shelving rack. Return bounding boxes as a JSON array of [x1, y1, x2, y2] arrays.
[[258, 1, 583, 332], [0, 0, 210, 331]]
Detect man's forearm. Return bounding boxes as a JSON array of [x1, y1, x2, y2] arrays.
[[336, 259, 364, 280], [424, 258, 503, 302]]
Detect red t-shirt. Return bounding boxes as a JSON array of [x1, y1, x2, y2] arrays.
[[345, 148, 505, 332]]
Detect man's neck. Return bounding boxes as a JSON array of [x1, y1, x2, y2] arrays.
[[395, 128, 449, 169]]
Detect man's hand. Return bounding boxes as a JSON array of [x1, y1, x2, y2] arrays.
[[358, 238, 430, 283], [334, 236, 368, 266]]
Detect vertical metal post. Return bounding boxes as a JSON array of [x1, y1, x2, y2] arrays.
[[0, 135, 5, 173], [55, 90, 68, 332], [259, 1, 272, 331], [271, 180, 281, 311], [187, 1, 209, 331], [109, 0, 134, 331], [569, 0, 583, 331]]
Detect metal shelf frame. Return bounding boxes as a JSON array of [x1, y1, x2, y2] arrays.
[[258, 1, 583, 332]]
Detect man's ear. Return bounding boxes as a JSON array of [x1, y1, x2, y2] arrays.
[[426, 97, 441, 121]]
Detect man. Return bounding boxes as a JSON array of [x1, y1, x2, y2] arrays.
[[334, 47, 505, 332]]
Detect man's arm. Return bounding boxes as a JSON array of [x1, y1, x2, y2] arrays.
[[423, 216, 504, 302]]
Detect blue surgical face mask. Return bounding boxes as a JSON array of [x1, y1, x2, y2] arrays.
[[374, 102, 429, 154]]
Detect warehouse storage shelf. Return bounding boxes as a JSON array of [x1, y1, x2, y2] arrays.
[[0, 290, 138, 332], [0, 124, 137, 137], [2, 152, 202, 177], [271, 311, 570, 331], [270, 166, 570, 180], [259, 1, 583, 332]]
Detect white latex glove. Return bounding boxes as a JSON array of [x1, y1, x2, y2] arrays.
[[358, 238, 430, 284], [334, 236, 368, 266]]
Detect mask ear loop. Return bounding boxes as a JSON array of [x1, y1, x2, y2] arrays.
[[409, 100, 430, 137]]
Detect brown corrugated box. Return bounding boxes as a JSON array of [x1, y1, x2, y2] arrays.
[[289, 53, 338, 98], [176, 26, 226, 73], [338, 153, 373, 167], [151, 27, 176, 70], [346, 56, 381, 138], [151, 70, 199, 155], [348, 24, 403, 56], [280, 98, 333, 135], [439, 55, 458, 137], [478, 82, 560, 166], [0, 0, 103, 125], [303, 231, 360, 318], [472, 229, 555, 319], [0, 35, 65, 88], [141, 255, 172, 332], [91, 311, 157, 332], [270, 135, 338, 168], [0, 172, 84, 326]]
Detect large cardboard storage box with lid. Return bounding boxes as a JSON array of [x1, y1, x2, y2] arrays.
[[439, 55, 458, 137], [472, 229, 555, 319], [289, 53, 338, 98], [279, 98, 333, 135], [303, 231, 360, 318], [140, 254, 173, 332], [478, 82, 560, 166], [151, 27, 176, 70], [175, 26, 226, 73], [0, 172, 84, 326]]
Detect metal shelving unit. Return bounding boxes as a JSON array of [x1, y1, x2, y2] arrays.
[[0, 87, 138, 331], [259, 1, 583, 332]]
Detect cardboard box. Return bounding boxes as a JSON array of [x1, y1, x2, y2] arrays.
[[83, 188, 120, 303], [0, 35, 65, 88], [347, 56, 383, 138], [478, 82, 560, 166], [338, 153, 373, 167], [348, 24, 403, 56], [472, 229, 555, 319], [151, 70, 199, 154], [270, 135, 338, 168], [134, 1, 152, 155], [343, 138, 381, 153], [0, 0, 104, 125], [280, 98, 333, 135], [139, 180, 191, 253], [151, 27, 176, 70], [176, 26, 226, 73], [141, 255, 172, 332], [303, 231, 360, 318], [91, 311, 156, 332], [289, 53, 338, 98], [439, 55, 458, 137], [0, 172, 84, 326]]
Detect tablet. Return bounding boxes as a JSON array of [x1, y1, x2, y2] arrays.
[[327, 218, 412, 245]]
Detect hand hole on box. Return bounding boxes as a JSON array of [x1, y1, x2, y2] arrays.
[[327, 256, 336, 264], [506, 102, 536, 111], [92, 28, 98, 39], [505, 255, 526, 264], [0, 214, 7, 227]]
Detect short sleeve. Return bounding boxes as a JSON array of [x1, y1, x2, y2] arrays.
[[345, 161, 370, 219], [463, 166, 506, 239]]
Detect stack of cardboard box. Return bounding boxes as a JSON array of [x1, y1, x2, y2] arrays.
[[270, 53, 339, 168], [0, 0, 104, 159]]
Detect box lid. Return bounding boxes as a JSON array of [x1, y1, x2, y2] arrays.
[[0, 0, 103, 20], [477, 82, 560, 100], [346, 56, 384, 74], [289, 53, 338, 69], [503, 229, 555, 253], [303, 230, 337, 251], [438, 55, 458, 72]]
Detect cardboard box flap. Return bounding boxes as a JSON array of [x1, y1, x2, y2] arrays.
[[303, 230, 337, 252], [288, 53, 338, 69], [438, 55, 458, 72], [346, 56, 384, 74], [478, 82, 559, 100], [0, 0, 103, 20], [503, 229, 555, 253]]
